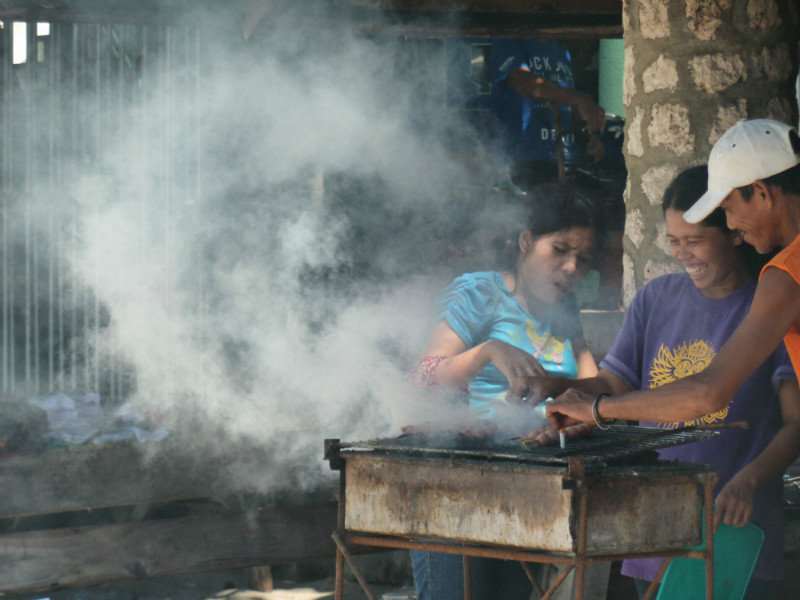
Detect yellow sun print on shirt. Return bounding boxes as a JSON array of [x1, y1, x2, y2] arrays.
[[648, 340, 729, 427]]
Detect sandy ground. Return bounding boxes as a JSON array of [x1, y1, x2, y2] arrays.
[[0, 569, 417, 600]]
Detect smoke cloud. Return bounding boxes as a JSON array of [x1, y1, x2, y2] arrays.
[[8, 9, 522, 492]]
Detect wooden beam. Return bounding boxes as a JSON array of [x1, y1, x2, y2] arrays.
[[0, 441, 336, 519], [336, 0, 622, 14], [0, 0, 622, 39], [0, 0, 622, 16], [248, 5, 622, 40], [0, 502, 339, 593], [0, 1, 243, 24], [246, 0, 622, 40], [341, 21, 622, 39]]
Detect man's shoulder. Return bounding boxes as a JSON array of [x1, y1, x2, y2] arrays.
[[764, 234, 800, 279]]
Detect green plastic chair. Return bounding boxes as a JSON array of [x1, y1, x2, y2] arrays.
[[656, 522, 764, 600]]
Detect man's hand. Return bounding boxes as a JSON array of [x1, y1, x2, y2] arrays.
[[545, 388, 596, 429], [521, 423, 594, 447], [586, 134, 606, 162], [575, 94, 606, 134]]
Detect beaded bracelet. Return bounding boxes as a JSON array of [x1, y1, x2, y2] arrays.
[[408, 355, 447, 387], [591, 393, 616, 430]]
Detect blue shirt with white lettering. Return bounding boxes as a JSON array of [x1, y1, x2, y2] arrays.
[[490, 39, 578, 164]]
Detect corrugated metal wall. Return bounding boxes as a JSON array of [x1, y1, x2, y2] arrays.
[[0, 20, 201, 403]]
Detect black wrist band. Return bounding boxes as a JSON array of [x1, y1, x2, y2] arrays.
[[591, 393, 615, 430]]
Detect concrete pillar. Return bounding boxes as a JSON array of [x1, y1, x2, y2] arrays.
[[621, 0, 799, 302]]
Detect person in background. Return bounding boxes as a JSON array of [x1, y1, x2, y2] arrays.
[[489, 38, 623, 308], [446, 38, 606, 191], [409, 183, 609, 600], [489, 38, 606, 190], [508, 165, 800, 599], [446, 38, 623, 309], [571, 115, 627, 310]]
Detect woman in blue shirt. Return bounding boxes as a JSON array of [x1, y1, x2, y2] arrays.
[[410, 183, 606, 600], [413, 183, 599, 424]]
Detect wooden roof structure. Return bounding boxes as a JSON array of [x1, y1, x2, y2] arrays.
[[0, 0, 623, 39]]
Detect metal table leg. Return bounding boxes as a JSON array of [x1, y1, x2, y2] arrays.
[[463, 555, 472, 600], [332, 531, 379, 600], [704, 477, 715, 600]]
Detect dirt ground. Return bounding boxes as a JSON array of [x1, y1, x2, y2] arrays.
[[0, 558, 417, 600], [0, 569, 417, 600]]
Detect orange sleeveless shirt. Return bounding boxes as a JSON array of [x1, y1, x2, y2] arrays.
[[761, 234, 800, 377]]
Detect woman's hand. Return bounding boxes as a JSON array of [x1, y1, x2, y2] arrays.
[[713, 472, 756, 530], [482, 340, 547, 380], [506, 375, 569, 405]]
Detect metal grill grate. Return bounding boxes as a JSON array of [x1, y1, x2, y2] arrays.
[[338, 425, 718, 466]]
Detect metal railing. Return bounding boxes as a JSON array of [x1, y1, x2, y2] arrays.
[[0, 20, 201, 403]]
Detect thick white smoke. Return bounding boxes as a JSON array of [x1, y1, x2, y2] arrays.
[[21, 12, 521, 492]]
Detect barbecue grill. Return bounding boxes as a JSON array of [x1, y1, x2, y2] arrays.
[[325, 425, 720, 600]]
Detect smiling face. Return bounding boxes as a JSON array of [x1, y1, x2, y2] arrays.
[[664, 208, 749, 299], [516, 227, 596, 306], [718, 186, 778, 254]]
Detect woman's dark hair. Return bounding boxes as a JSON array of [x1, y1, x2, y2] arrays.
[[524, 183, 598, 239], [492, 184, 599, 340], [495, 183, 599, 270], [661, 164, 771, 278], [661, 165, 727, 229]]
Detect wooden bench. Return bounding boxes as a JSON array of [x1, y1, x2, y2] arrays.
[[0, 439, 339, 592]]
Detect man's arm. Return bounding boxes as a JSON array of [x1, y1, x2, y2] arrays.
[[507, 67, 606, 134], [547, 268, 800, 427], [507, 368, 632, 405]]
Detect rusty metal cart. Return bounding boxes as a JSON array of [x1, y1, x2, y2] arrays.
[[325, 426, 719, 600]]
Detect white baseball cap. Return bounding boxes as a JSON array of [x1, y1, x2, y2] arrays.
[[684, 118, 800, 223]]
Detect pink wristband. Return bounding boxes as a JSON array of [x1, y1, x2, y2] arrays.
[[409, 355, 447, 387]]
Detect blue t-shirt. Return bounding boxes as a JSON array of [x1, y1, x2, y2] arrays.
[[603, 274, 795, 582], [438, 271, 582, 420], [490, 39, 578, 164]]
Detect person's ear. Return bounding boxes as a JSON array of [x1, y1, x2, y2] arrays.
[[519, 231, 532, 253], [752, 180, 773, 207]]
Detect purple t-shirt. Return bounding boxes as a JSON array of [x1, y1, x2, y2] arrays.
[[601, 274, 794, 582]]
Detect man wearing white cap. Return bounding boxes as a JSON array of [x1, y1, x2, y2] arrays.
[[529, 117, 800, 456], [683, 118, 800, 372]]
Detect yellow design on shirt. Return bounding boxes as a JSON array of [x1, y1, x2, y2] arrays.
[[507, 328, 525, 344], [648, 340, 728, 427], [525, 318, 566, 365]]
